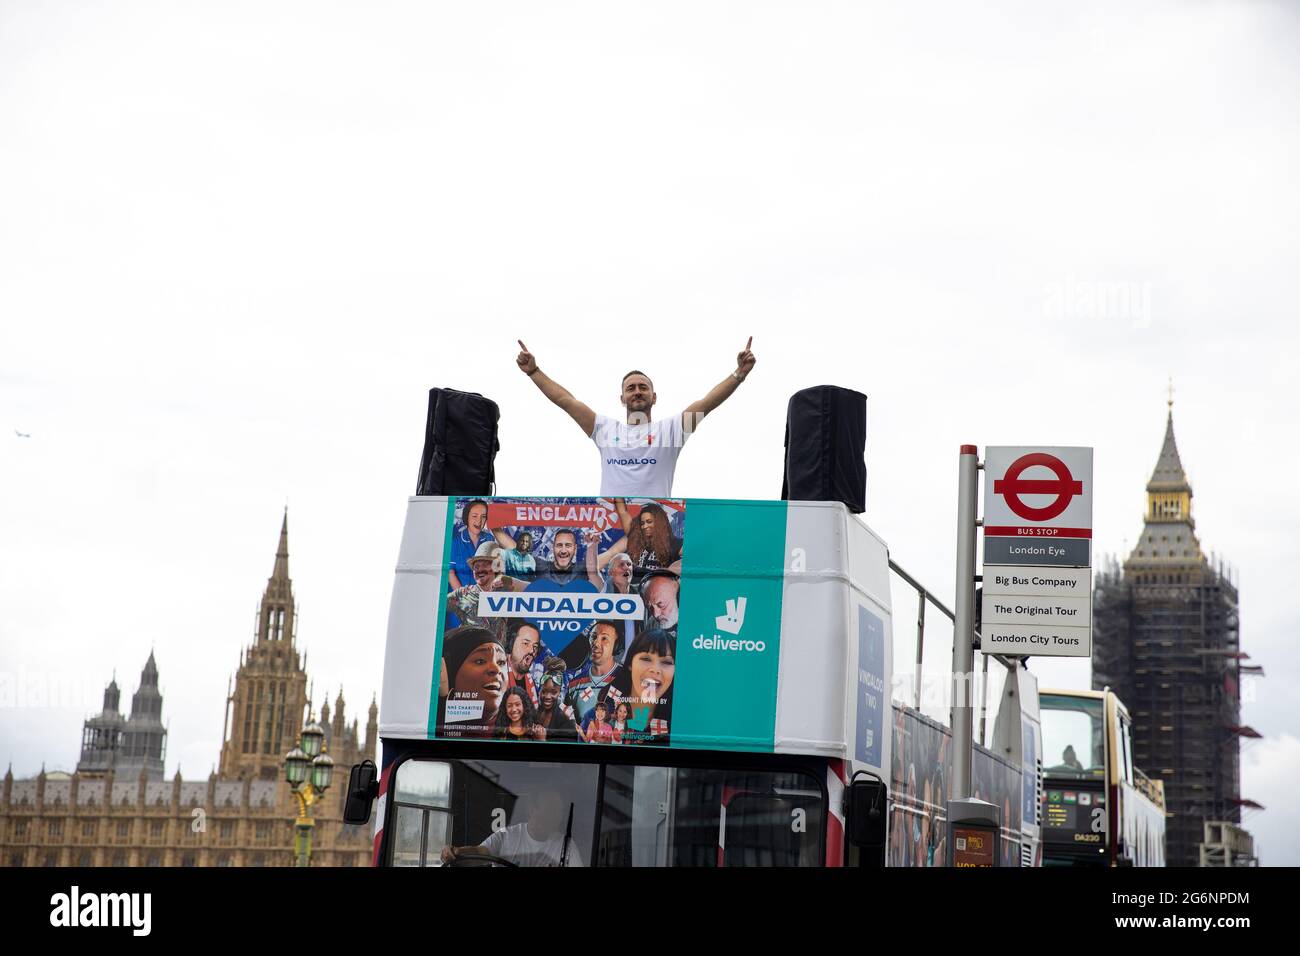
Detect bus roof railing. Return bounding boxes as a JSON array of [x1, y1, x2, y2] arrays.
[[888, 557, 1018, 745]]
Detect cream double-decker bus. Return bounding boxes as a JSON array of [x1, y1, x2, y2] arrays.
[[1039, 688, 1166, 866]]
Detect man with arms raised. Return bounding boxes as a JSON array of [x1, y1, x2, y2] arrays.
[[493, 527, 597, 670], [494, 527, 585, 587], [515, 338, 757, 496]]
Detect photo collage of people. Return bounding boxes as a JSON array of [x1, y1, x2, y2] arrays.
[[888, 707, 1023, 867], [437, 496, 685, 747]]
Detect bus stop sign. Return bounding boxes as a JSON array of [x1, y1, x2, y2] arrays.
[[983, 446, 1093, 569], [993, 452, 1083, 522], [981, 446, 1094, 658]]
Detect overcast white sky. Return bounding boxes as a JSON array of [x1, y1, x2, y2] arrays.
[[2, 0, 1297, 863]]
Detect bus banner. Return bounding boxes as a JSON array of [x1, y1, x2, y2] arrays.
[[380, 495, 894, 771], [433, 496, 786, 750]]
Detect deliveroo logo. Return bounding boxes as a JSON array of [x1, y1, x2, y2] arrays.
[[694, 597, 764, 652], [714, 597, 747, 634]]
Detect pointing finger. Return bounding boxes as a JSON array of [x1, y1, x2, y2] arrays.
[[745, 336, 752, 350], [518, 340, 528, 351]]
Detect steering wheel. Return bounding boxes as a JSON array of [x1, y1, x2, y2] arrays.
[[442, 850, 518, 868]]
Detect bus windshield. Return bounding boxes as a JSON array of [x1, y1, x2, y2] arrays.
[[1039, 694, 1105, 780], [388, 757, 825, 867]]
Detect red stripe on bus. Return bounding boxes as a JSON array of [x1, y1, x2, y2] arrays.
[[826, 810, 845, 867]]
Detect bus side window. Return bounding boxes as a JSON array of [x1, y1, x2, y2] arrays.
[[1119, 716, 1134, 786]]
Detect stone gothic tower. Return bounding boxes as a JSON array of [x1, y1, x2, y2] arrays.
[[77, 678, 126, 775], [118, 652, 167, 780], [218, 512, 310, 780], [1092, 400, 1258, 865], [77, 656, 167, 780]]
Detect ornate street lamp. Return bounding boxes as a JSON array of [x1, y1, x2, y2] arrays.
[[284, 719, 333, 867], [301, 720, 325, 758], [312, 752, 335, 792], [285, 747, 309, 786]]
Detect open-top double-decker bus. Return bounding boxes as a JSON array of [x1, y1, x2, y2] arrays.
[[344, 494, 1041, 867]]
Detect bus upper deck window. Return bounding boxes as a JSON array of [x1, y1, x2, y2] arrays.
[[1119, 716, 1134, 785]]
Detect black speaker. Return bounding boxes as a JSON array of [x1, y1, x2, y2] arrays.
[[781, 385, 867, 514], [415, 387, 501, 496]]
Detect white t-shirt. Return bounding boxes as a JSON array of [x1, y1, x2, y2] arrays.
[[591, 413, 689, 497], [481, 822, 586, 867]]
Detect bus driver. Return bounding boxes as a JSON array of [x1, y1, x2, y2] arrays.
[[515, 338, 757, 497], [441, 789, 585, 867]]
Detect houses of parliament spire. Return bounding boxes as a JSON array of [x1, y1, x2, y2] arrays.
[[219, 511, 310, 780]]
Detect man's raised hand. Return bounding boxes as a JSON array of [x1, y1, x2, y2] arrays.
[[736, 336, 756, 379], [516, 340, 538, 376], [517, 341, 597, 435]]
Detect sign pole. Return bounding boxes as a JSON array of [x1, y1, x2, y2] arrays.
[[951, 444, 979, 801], [948, 443, 1002, 866]]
